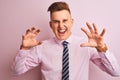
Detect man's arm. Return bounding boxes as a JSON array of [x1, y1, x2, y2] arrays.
[[81, 22, 120, 76], [90, 49, 120, 76], [14, 27, 42, 75]]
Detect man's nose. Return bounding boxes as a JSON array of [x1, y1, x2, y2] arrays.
[[59, 22, 64, 28]]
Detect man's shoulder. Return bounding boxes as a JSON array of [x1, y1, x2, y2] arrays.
[[43, 37, 55, 43], [35, 37, 55, 49], [39, 37, 56, 46]]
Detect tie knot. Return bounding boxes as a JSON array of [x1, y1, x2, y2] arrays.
[[62, 41, 68, 46]]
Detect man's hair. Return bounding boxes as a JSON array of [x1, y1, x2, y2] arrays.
[[47, 2, 71, 14]]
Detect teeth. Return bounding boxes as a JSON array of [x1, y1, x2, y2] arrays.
[[59, 30, 66, 33]]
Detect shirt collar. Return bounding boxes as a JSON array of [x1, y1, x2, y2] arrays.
[[54, 34, 73, 45]]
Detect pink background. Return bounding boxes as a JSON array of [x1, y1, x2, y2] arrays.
[[0, 0, 120, 80]]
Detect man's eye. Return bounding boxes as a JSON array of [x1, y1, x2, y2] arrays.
[[53, 21, 59, 23], [63, 20, 67, 23]]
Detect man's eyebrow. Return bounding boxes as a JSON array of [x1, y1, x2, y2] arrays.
[[52, 19, 59, 21], [51, 20, 60, 22], [51, 19, 68, 22], [63, 19, 68, 21]]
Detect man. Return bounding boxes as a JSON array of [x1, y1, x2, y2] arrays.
[[14, 1, 120, 80]]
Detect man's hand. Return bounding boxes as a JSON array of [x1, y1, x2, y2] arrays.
[[80, 22, 107, 52], [20, 27, 42, 50]]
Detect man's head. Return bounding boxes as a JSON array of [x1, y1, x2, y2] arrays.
[[48, 2, 71, 15], [48, 2, 74, 40]]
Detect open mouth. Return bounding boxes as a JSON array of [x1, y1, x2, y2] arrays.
[[58, 29, 67, 35]]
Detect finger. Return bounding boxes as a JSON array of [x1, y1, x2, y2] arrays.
[[35, 29, 40, 35], [31, 27, 35, 31], [22, 35, 25, 40], [100, 28, 106, 36], [80, 43, 90, 47], [25, 27, 35, 35], [86, 22, 94, 33], [30, 27, 40, 35], [31, 27, 36, 33], [81, 27, 91, 38], [37, 41, 42, 45], [93, 23, 98, 34]]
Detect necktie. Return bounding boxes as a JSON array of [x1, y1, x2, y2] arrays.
[[62, 41, 69, 80]]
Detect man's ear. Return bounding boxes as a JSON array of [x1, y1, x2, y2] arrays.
[[49, 21, 52, 28], [71, 18, 74, 26]]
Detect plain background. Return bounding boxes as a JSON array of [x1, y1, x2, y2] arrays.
[[0, 0, 120, 80]]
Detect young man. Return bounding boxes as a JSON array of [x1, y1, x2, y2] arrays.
[[14, 1, 120, 80]]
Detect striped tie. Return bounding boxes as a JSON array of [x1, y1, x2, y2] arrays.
[[62, 41, 69, 80]]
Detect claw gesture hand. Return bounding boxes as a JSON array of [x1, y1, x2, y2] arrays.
[[21, 27, 42, 50], [80, 22, 107, 52]]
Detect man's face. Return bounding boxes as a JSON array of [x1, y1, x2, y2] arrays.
[[49, 10, 73, 40]]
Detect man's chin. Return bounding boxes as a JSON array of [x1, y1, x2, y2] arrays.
[[56, 36, 67, 40]]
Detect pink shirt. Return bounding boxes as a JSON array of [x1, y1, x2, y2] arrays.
[[15, 35, 120, 80]]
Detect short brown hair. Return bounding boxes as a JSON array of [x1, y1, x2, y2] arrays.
[[47, 2, 71, 14]]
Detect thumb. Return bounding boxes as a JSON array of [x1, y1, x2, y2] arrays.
[[22, 35, 24, 40], [80, 43, 90, 47], [37, 41, 42, 45]]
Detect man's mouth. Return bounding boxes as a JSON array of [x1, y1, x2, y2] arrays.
[[58, 29, 66, 34]]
